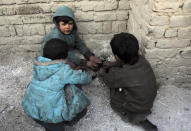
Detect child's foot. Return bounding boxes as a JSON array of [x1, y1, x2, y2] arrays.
[[139, 119, 158, 131], [45, 128, 52, 131]]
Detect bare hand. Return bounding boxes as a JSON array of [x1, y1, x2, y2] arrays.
[[89, 56, 102, 64], [103, 61, 114, 68], [86, 61, 98, 69], [98, 68, 105, 76], [66, 61, 77, 69], [74, 66, 86, 71]]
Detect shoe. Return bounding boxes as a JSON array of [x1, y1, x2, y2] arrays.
[[45, 128, 51, 131], [139, 119, 158, 131]]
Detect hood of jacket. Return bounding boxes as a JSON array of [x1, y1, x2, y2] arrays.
[[53, 6, 77, 33], [33, 56, 67, 81]]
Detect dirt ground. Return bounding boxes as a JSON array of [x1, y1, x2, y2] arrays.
[[0, 53, 191, 131]]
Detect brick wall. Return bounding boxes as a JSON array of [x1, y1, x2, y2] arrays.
[[128, 0, 191, 87], [0, 0, 129, 56], [0, 0, 191, 87]]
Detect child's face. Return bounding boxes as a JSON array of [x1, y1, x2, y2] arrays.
[[59, 21, 74, 35]]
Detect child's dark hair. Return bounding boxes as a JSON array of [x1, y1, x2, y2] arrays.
[[55, 16, 77, 31], [43, 38, 69, 60], [55, 16, 73, 25], [110, 33, 139, 65]]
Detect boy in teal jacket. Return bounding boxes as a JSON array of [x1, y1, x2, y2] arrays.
[[23, 39, 92, 131], [41, 6, 101, 70]]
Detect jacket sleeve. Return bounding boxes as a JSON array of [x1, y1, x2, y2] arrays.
[[41, 35, 47, 56], [103, 68, 118, 89], [67, 50, 84, 66], [40, 28, 60, 56], [75, 34, 94, 60], [63, 65, 92, 85]]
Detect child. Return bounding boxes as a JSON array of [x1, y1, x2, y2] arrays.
[[102, 33, 158, 131], [22, 38, 92, 131], [41, 5, 101, 70]]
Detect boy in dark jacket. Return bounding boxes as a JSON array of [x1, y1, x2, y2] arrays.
[[41, 6, 101, 70], [101, 33, 158, 131]]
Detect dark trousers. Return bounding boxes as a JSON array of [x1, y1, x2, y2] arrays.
[[110, 103, 150, 124], [34, 108, 87, 131]]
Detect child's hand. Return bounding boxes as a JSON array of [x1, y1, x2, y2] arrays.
[[86, 61, 98, 69], [103, 61, 114, 68], [89, 56, 102, 64], [66, 61, 77, 69], [98, 68, 105, 76], [74, 66, 86, 71]]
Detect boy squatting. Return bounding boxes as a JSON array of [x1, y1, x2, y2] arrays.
[[22, 39, 92, 131], [101, 33, 158, 131]]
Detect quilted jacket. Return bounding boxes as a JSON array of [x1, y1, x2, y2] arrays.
[[22, 56, 92, 123]]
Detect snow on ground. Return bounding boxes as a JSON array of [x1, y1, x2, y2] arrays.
[[0, 53, 191, 131]]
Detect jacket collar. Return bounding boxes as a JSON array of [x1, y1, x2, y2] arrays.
[[33, 58, 67, 66]]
